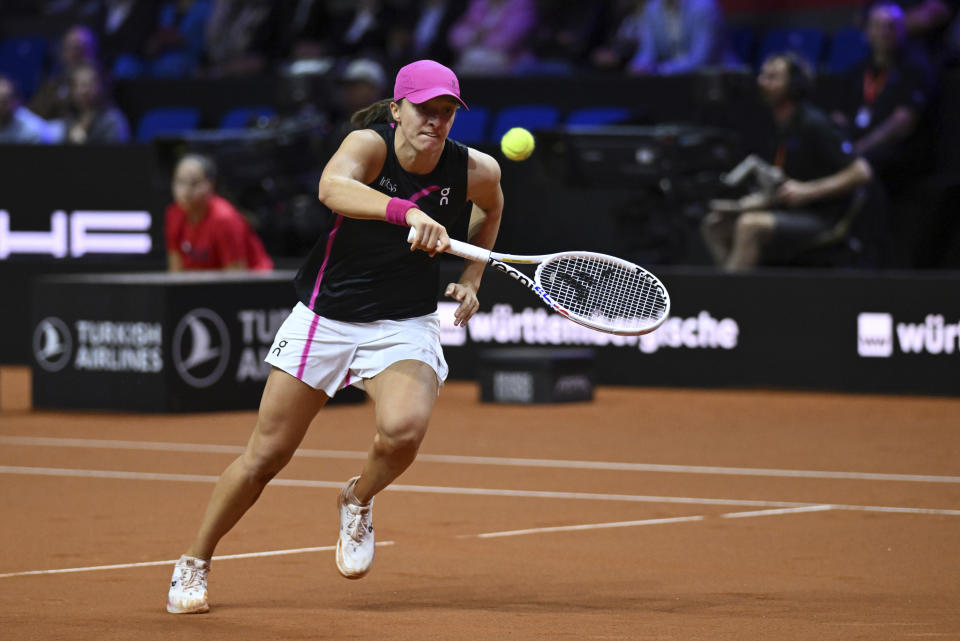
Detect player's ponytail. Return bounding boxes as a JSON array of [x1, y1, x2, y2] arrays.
[[351, 98, 395, 128]]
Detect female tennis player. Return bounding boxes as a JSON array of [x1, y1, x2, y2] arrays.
[[167, 59, 504, 614]]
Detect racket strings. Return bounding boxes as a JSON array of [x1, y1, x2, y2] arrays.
[[539, 256, 667, 331]]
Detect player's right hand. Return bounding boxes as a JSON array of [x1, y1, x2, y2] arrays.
[[406, 210, 450, 258]]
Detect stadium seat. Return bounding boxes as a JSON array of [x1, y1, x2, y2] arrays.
[[565, 107, 631, 128], [449, 106, 489, 144], [490, 105, 561, 142], [136, 106, 200, 142], [825, 27, 870, 73], [0, 35, 49, 99], [757, 27, 826, 68], [219, 105, 276, 129], [729, 27, 757, 69]]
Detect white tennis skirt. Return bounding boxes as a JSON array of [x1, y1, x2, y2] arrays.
[[264, 302, 449, 397]]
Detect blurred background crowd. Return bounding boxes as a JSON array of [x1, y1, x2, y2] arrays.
[[1, 0, 959, 271]]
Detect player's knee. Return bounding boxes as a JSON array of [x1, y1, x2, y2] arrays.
[[375, 413, 428, 456], [241, 447, 291, 484], [242, 423, 297, 483]]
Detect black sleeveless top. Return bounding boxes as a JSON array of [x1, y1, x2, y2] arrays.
[[294, 123, 470, 322]]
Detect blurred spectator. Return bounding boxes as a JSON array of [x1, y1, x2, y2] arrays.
[[59, 62, 131, 144], [325, 0, 397, 60], [0, 75, 55, 144], [204, 0, 280, 76], [322, 58, 389, 161], [527, 1, 614, 73], [589, 0, 648, 71], [448, 0, 538, 74], [143, 0, 213, 77], [88, 0, 159, 74], [28, 25, 99, 120], [165, 154, 274, 272], [627, 0, 732, 75], [273, 0, 335, 66], [863, 0, 959, 61], [387, 0, 467, 68], [834, 3, 936, 193], [700, 54, 873, 270]]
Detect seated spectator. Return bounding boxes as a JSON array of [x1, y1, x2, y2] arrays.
[[165, 154, 274, 272], [527, 1, 614, 73], [448, 0, 538, 74], [589, 0, 648, 71], [144, 0, 213, 77], [59, 62, 131, 144], [387, 0, 467, 69], [700, 54, 873, 270], [325, 58, 388, 157], [835, 2, 936, 193], [627, 0, 733, 75], [863, 0, 959, 62], [89, 0, 159, 75], [0, 76, 55, 144], [28, 25, 99, 120], [204, 0, 281, 77]]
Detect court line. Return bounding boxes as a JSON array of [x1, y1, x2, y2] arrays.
[[0, 542, 394, 579], [467, 515, 706, 538], [467, 505, 836, 538], [1, 464, 959, 516], [2, 435, 959, 484], [722, 505, 835, 519], [1, 507, 830, 578]]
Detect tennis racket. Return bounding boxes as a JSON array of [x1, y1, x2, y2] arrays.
[[407, 228, 670, 336]]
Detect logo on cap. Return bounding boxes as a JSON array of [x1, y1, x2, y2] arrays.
[[173, 308, 230, 388]]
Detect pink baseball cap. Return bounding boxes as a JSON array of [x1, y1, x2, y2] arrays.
[[393, 60, 468, 110]]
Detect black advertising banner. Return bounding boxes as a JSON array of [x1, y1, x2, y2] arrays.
[[1, 145, 164, 364], [30, 268, 960, 413], [32, 272, 298, 412], [436, 267, 960, 397]]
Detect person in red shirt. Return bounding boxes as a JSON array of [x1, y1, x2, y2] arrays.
[[165, 154, 273, 271]]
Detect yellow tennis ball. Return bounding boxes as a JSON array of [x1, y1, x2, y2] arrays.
[[500, 127, 535, 161]]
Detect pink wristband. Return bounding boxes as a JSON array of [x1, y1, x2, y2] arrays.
[[385, 198, 416, 226]]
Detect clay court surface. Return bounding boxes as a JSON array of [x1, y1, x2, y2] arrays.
[[1, 365, 959, 640]]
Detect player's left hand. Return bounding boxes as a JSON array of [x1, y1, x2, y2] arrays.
[[445, 283, 478, 326]]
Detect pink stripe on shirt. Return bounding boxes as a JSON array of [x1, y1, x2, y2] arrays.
[[298, 214, 343, 380]]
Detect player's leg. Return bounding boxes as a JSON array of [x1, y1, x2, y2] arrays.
[[188, 368, 328, 559], [168, 368, 326, 613], [726, 211, 776, 270], [356, 359, 439, 500], [334, 359, 439, 579]]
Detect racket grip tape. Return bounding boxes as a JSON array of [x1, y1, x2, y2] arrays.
[[406, 227, 491, 262]]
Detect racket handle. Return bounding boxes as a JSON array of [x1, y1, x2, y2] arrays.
[[407, 227, 491, 262]]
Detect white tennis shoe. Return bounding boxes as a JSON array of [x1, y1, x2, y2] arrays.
[[166, 555, 210, 614], [336, 476, 375, 579]]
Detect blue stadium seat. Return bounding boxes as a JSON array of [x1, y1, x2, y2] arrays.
[[490, 105, 561, 142], [729, 27, 757, 69], [825, 27, 870, 73], [565, 107, 631, 128], [219, 106, 276, 129], [449, 106, 489, 144], [0, 35, 49, 99], [136, 107, 200, 142], [757, 27, 826, 68]]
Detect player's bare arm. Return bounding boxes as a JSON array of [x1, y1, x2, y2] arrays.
[[444, 149, 503, 326]]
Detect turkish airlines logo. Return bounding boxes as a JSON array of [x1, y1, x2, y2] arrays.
[[172, 308, 230, 388], [33, 317, 72, 372]]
